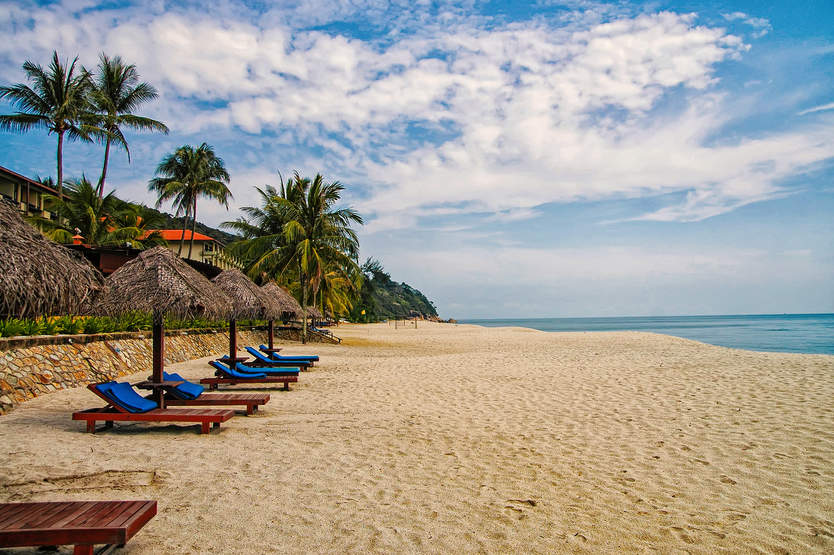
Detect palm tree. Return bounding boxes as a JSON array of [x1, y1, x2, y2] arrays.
[[33, 176, 164, 249], [35, 176, 116, 244], [224, 172, 362, 342], [149, 143, 232, 258], [89, 53, 168, 198], [0, 51, 93, 196], [108, 203, 168, 249]]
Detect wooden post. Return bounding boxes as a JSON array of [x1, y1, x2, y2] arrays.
[[152, 311, 165, 408], [268, 320, 274, 349], [229, 318, 237, 360]]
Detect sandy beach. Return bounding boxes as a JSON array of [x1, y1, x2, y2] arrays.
[[1, 322, 833, 553]]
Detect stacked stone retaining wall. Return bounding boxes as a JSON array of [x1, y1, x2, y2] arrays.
[[0, 327, 326, 415]]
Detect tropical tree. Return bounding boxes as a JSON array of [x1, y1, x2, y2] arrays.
[[108, 202, 167, 249], [0, 51, 94, 196], [88, 53, 168, 198], [148, 143, 232, 258], [224, 172, 363, 342], [34, 176, 165, 249]]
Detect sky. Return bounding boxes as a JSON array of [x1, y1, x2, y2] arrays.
[[1, 0, 832, 318]]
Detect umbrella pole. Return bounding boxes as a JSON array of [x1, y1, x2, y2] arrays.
[[229, 318, 237, 361], [152, 311, 165, 408], [268, 320, 274, 350]]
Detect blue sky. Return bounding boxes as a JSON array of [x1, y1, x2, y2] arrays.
[[1, 0, 832, 318]]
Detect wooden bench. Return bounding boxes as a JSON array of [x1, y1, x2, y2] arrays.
[[200, 375, 298, 391], [0, 500, 156, 554]]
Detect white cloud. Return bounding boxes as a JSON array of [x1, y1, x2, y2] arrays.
[[798, 102, 834, 116], [722, 11, 771, 38], [1, 2, 832, 233]]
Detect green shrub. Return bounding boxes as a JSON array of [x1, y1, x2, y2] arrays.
[[54, 316, 83, 335], [114, 312, 151, 332], [20, 319, 44, 336], [0, 319, 26, 337]]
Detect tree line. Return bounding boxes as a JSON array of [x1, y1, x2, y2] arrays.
[[0, 50, 431, 327]]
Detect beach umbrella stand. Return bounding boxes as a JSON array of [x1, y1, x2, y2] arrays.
[[94, 247, 234, 407], [212, 270, 285, 362], [260, 283, 303, 350]]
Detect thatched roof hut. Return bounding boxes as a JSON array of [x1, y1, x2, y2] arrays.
[[261, 282, 302, 318], [95, 246, 233, 319], [306, 306, 323, 320], [0, 199, 103, 319], [212, 270, 284, 320]]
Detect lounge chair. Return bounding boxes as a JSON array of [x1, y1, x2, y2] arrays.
[[72, 382, 234, 434], [214, 360, 300, 377], [200, 361, 298, 391], [310, 325, 333, 336], [245, 346, 316, 368], [220, 351, 311, 369], [257, 344, 319, 362], [146, 372, 271, 415], [0, 500, 156, 555]]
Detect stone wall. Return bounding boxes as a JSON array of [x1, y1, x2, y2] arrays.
[[0, 328, 277, 415]]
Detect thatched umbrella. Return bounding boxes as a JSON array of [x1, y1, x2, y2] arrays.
[[211, 269, 285, 361], [95, 246, 234, 406], [261, 282, 302, 349], [306, 306, 322, 324], [0, 199, 103, 319]]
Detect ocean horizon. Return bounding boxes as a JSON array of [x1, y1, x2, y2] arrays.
[[460, 313, 834, 355]]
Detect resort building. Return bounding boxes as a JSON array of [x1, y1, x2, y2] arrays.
[[0, 165, 63, 221], [148, 230, 242, 270], [1, 165, 241, 273]]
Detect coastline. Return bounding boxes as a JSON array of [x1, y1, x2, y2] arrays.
[[1, 321, 833, 552], [459, 313, 834, 355]]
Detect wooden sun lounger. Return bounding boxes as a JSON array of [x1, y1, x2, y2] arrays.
[[199, 375, 298, 391], [163, 392, 270, 415], [72, 384, 235, 434], [72, 407, 235, 434], [218, 355, 311, 369], [134, 379, 271, 415], [0, 500, 156, 555]]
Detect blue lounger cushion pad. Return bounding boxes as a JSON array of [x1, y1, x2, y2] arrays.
[[162, 372, 205, 400], [245, 347, 313, 364], [210, 360, 267, 379], [236, 361, 299, 375], [96, 381, 158, 413], [257, 345, 319, 361]]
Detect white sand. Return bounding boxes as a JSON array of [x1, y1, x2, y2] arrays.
[[1, 322, 833, 553]]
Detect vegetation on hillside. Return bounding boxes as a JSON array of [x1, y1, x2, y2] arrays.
[[349, 258, 438, 322]]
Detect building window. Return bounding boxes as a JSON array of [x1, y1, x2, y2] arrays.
[[204, 241, 215, 253]]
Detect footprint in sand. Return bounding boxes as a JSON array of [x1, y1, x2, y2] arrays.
[[3, 470, 156, 494]]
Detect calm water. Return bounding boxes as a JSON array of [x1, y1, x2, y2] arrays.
[[461, 314, 834, 355]]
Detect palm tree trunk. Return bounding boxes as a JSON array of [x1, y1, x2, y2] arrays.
[[56, 130, 64, 198], [98, 137, 111, 199], [177, 212, 188, 256], [300, 260, 307, 344], [187, 197, 197, 259]]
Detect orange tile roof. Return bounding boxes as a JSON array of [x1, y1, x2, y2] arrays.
[[143, 229, 216, 241]]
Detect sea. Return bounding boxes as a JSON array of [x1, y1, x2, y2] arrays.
[[460, 314, 834, 355]]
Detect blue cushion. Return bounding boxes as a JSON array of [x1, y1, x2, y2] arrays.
[[162, 372, 205, 400], [257, 345, 319, 362], [245, 346, 277, 363], [210, 360, 267, 379], [238, 362, 299, 375], [96, 381, 157, 413]]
